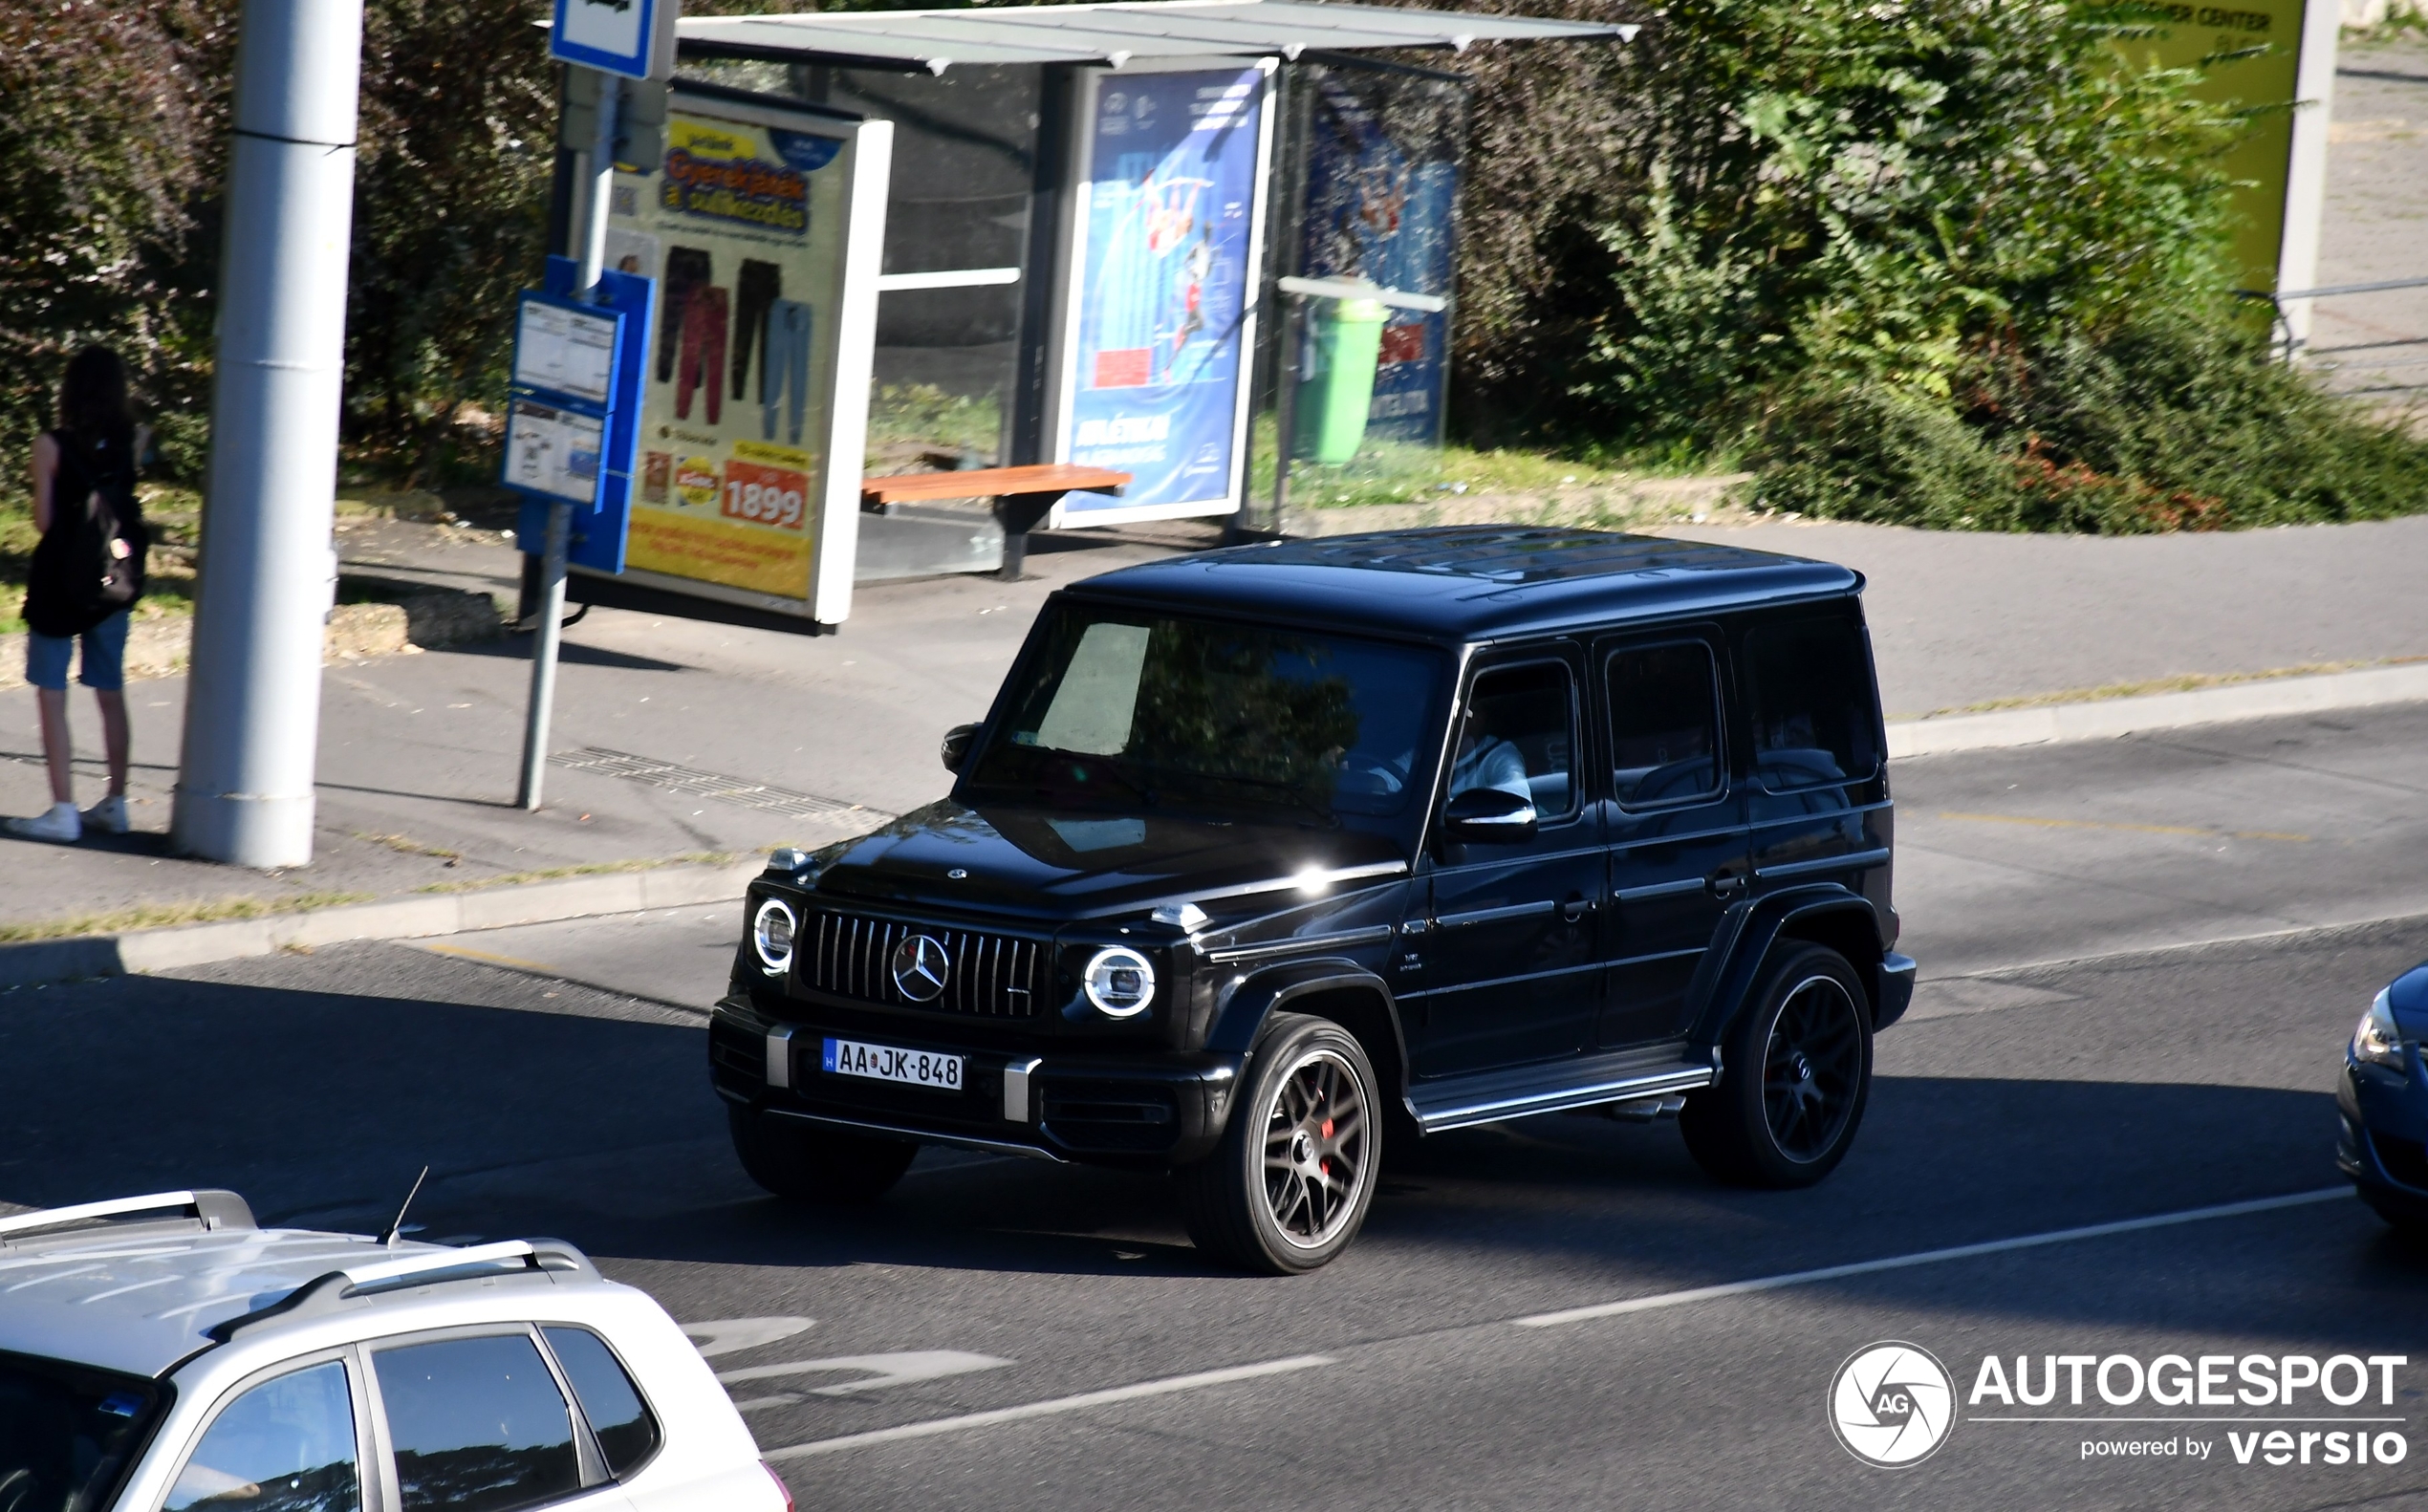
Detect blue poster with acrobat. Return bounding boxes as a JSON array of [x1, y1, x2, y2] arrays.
[[1063, 68, 1266, 514]]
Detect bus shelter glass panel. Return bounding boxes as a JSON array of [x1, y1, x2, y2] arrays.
[[1255, 62, 1469, 528], [812, 65, 1043, 579]]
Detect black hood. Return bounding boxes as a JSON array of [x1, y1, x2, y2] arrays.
[[809, 800, 1406, 921]]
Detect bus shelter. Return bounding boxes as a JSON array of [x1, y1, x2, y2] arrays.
[[540, 0, 1628, 630]]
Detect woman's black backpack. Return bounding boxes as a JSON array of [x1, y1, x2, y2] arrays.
[[25, 429, 145, 638]]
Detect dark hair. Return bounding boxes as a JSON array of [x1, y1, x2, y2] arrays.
[[57, 346, 135, 459]]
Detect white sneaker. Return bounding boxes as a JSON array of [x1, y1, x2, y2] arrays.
[[4, 802, 81, 842], [81, 794, 129, 834]]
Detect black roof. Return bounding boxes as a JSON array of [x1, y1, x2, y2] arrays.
[[1068, 528, 1862, 642]]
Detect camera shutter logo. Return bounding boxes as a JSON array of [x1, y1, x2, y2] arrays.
[[1830, 1342, 1957, 1468], [891, 935, 950, 1002]]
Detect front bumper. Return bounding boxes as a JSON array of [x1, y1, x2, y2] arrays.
[[710, 999, 1241, 1168], [2337, 1056, 2428, 1220]]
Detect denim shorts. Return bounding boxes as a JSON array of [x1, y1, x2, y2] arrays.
[[25, 609, 131, 692]]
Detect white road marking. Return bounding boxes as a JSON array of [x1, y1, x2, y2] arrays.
[[723, 1350, 1011, 1403], [1513, 1187, 2351, 1328], [762, 1354, 1335, 1460], [684, 1317, 815, 1358]]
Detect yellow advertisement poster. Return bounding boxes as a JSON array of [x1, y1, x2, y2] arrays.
[[606, 97, 853, 599], [2125, 0, 2310, 295]]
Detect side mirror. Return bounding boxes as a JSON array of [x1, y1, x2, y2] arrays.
[[1442, 786, 1537, 843], [940, 723, 981, 775]]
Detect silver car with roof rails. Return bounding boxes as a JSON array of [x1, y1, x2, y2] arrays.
[[0, 1191, 786, 1512]]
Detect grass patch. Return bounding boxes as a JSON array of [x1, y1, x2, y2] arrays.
[[415, 852, 738, 894], [1244, 414, 1729, 512], [1898, 657, 2428, 722], [355, 832, 464, 862], [0, 891, 376, 943]]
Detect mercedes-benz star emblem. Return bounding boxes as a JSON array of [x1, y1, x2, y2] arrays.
[[890, 934, 950, 1002]]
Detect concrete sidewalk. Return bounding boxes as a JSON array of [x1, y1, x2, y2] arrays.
[[1, 511, 2422, 978]]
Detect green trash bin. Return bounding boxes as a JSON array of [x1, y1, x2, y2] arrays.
[[1296, 297, 1388, 465]]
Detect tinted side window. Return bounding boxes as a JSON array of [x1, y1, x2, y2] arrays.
[[165, 1360, 358, 1512], [1745, 616, 1878, 789], [540, 1328, 661, 1479], [1449, 660, 1576, 818], [1606, 642, 1721, 808], [374, 1335, 579, 1512]]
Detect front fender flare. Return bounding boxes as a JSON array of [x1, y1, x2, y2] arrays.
[[1205, 959, 1405, 1064]]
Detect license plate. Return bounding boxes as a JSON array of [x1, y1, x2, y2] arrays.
[[822, 1037, 965, 1092]]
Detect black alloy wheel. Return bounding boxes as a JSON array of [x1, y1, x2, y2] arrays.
[[728, 1106, 919, 1204], [1680, 944, 1873, 1187], [1179, 1012, 1381, 1274]]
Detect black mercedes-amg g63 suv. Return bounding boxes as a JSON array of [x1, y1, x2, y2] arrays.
[[710, 528, 1914, 1272]]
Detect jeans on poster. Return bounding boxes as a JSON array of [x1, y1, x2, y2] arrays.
[[763, 299, 812, 445], [657, 246, 712, 385], [731, 259, 783, 400], [675, 285, 729, 425]]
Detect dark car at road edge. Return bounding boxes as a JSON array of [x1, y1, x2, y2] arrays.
[[709, 528, 1918, 1272], [2340, 959, 2428, 1231]]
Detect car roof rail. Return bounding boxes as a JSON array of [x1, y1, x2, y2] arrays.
[[206, 1238, 600, 1343], [0, 1189, 256, 1248]]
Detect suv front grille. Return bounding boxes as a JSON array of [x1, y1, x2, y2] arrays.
[[800, 908, 1051, 1018]]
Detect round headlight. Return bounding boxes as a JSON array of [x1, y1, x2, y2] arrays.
[[1083, 945, 1156, 1019], [752, 898, 797, 975]]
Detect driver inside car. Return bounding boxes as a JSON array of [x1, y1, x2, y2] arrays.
[[1448, 724, 1531, 804]]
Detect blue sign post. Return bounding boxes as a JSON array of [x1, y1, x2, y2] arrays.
[[507, 255, 656, 574], [516, 0, 674, 811]]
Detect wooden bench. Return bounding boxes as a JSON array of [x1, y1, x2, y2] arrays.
[[860, 463, 1133, 581]]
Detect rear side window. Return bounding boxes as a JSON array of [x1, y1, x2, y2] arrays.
[[1745, 616, 1878, 789], [374, 1335, 579, 1512], [540, 1328, 661, 1479], [1606, 642, 1721, 808]]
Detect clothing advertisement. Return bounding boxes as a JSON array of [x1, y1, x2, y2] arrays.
[[606, 94, 870, 604], [1054, 63, 1272, 521], [1295, 65, 1466, 447]]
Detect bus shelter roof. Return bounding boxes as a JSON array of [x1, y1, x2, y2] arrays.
[[678, 0, 1635, 74]]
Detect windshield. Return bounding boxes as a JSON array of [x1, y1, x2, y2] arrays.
[[967, 604, 1447, 828], [0, 1350, 165, 1512]]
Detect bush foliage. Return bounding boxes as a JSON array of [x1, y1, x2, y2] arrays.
[[0, 0, 553, 495], [1453, 0, 2428, 527]]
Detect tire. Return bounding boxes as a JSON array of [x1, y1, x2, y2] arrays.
[[728, 1106, 918, 1204], [1680, 944, 1873, 1188], [1178, 1013, 1382, 1274]]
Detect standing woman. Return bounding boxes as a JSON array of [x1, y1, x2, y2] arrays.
[[6, 346, 146, 842]]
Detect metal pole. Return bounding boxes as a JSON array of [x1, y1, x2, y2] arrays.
[[516, 75, 619, 812], [172, 0, 364, 867]]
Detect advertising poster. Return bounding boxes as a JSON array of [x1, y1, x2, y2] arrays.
[[1296, 66, 1467, 447], [602, 94, 861, 604], [1056, 64, 1272, 519]]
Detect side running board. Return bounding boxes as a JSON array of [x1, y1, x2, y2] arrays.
[[1407, 1043, 1718, 1134]]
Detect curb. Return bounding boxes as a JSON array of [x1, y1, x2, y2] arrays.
[[1884, 662, 2428, 759], [0, 859, 763, 991]]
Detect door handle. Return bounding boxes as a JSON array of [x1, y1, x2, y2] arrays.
[[1706, 869, 1748, 901], [1561, 894, 1596, 921]]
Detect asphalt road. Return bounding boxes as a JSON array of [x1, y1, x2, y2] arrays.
[[7, 706, 2428, 1509]]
